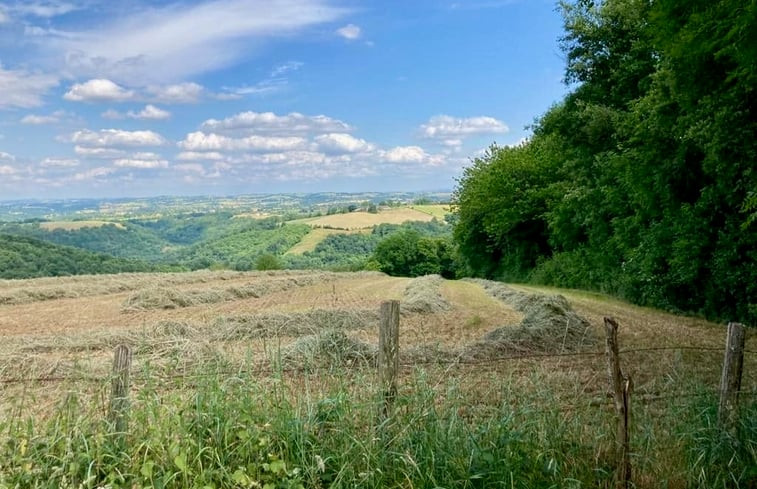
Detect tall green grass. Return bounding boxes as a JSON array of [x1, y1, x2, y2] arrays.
[[0, 364, 754, 488]]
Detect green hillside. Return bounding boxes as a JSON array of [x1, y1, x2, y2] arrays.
[[170, 223, 311, 270], [0, 234, 174, 279]]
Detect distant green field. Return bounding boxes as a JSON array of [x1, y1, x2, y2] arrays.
[[285, 228, 369, 255]]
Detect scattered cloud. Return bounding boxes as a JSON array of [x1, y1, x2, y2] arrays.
[[73, 146, 128, 159], [223, 61, 304, 97], [0, 7, 9, 24], [114, 158, 169, 169], [146, 82, 205, 104], [20, 110, 67, 124], [0, 151, 15, 162], [64, 79, 135, 102], [128, 104, 171, 120], [101, 109, 124, 120], [10, 1, 80, 18], [315, 133, 374, 153], [179, 131, 308, 152], [21, 114, 58, 125], [41, 157, 79, 167], [271, 61, 303, 77], [0, 165, 16, 175], [200, 111, 352, 135], [0, 66, 59, 109], [54, 0, 347, 84], [448, 1, 518, 10], [174, 163, 206, 173], [383, 145, 433, 164], [176, 151, 225, 161], [420, 115, 509, 141], [336, 23, 361, 40], [70, 129, 167, 147], [72, 166, 115, 181]]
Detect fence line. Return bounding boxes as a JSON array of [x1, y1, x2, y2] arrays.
[[0, 343, 754, 386]]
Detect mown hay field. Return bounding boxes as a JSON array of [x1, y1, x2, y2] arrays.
[[295, 207, 435, 230], [285, 228, 370, 255], [0, 270, 755, 487], [38, 220, 125, 231], [409, 204, 450, 219]]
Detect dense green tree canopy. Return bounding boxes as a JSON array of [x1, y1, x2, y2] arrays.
[[453, 0, 757, 324]]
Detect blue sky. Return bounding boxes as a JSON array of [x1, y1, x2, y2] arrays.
[[0, 0, 568, 199]]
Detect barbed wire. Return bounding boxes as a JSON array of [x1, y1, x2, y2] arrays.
[[0, 344, 754, 386]]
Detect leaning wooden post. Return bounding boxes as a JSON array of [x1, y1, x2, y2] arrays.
[[718, 322, 745, 434], [604, 317, 632, 489], [109, 344, 133, 436], [379, 300, 400, 419]]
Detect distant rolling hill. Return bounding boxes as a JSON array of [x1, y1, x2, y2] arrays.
[[0, 234, 176, 279]]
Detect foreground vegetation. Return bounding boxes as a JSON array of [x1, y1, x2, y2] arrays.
[[2, 359, 754, 488]]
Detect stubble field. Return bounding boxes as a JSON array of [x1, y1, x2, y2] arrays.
[[0, 270, 754, 487]]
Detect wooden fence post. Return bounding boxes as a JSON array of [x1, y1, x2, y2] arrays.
[[109, 344, 133, 436], [718, 322, 745, 433], [604, 317, 632, 489], [379, 300, 400, 419]]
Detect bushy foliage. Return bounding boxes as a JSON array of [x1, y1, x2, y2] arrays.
[[283, 220, 453, 272], [453, 0, 757, 324], [0, 234, 174, 278], [171, 224, 310, 271], [372, 230, 457, 278]]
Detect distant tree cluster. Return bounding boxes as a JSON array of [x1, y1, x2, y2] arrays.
[[0, 235, 173, 278]]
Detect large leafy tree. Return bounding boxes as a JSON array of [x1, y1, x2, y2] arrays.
[[453, 0, 757, 324]]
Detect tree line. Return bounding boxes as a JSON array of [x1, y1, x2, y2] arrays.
[[453, 0, 756, 324]]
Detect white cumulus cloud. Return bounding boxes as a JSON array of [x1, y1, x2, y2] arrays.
[[179, 131, 308, 152], [71, 129, 167, 147], [74, 146, 127, 159], [64, 79, 135, 102], [336, 23, 361, 40], [420, 115, 509, 140], [147, 82, 205, 103], [114, 158, 169, 169], [176, 151, 225, 161], [381, 145, 446, 166], [200, 111, 352, 135], [127, 104, 171, 120], [315, 133, 374, 153]]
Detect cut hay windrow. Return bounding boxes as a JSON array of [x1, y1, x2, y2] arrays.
[[461, 279, 595, 360], [213, 308, 378, 339], [401, 274, 451, 314], [120, 273, 339, 311], [280, 329, 377, 370], [0, 269, 332, 306]]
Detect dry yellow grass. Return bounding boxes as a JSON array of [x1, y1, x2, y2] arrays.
[[39, 220, 125, 231], [303, 207, 435, 230], [409, 204, 450, 219], [1, 271, 754, 435], [284, 228, 368, 255]]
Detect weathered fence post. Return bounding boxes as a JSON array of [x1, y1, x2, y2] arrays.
[[379, 300, 400, 419], [718, 322, 745, 433], [109, 344, 133, 436], [604, 317, 632, 489]]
